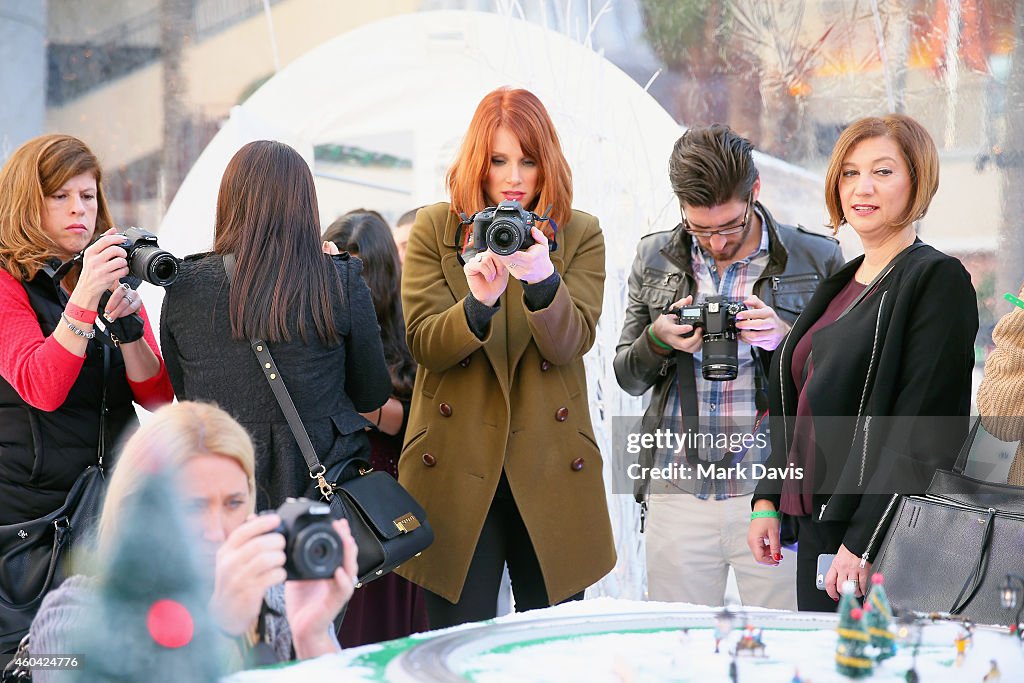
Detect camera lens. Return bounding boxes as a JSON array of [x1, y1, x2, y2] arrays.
[[702, 337, 739, 381], [129, 246, 179, 287], [290, 525, 343, 580], [149, 254, 179, 286], [487, 219, 523, 256]]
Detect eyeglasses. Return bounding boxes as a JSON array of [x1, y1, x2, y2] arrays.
[[682, 194, 753, 238]]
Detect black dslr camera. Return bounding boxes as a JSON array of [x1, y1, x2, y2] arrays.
[[261, 498, 343, 580], [118, 227, 179, 286], [460, 200, 553, 260], [667, 295, 748, 381]]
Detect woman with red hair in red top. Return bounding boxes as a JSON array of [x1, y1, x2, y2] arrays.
[[0, 135, 173, 651], [0, 135, 173, 528]]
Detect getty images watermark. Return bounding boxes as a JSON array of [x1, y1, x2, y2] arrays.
[[610, 418, 803, 494]]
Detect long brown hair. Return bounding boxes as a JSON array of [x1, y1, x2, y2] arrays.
[[447, 87, 572, 232], [323, 211, 416, 398], [0, 134, 115, 281], [824, 114, 939, 234], [213, 140, 340, 344]]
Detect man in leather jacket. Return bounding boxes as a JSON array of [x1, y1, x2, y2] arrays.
[[614, 125, 844, 609]]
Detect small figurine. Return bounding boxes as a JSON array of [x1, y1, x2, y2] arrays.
[[714, 608, 735, 654], [735, 625, 766, 657], [954, 628, 973, 666], [982, 659, 1001, 682]]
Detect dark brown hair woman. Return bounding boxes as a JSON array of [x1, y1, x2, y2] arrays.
[[323, 210, 428, 646], [160, 140, 391, 511]]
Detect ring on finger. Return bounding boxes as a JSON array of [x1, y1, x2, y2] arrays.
[[122, 294, 133, 304], [119, 282, 131, 292]]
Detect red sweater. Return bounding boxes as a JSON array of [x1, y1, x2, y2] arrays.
[[0, 269, 174, 411]]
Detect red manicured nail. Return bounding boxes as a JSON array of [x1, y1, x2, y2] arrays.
[[833, 597, 839, 602], [773, 553, 783, 561]]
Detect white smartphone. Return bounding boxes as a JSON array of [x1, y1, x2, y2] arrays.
[[815, 553, 836, 591]]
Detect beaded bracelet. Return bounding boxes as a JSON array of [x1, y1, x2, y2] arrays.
[[61, 313, 96, 339], [647, 325, 673, 351], [750, 510, 781, 520], [65, 302, 98, 324]]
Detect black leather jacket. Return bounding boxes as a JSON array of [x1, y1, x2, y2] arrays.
[[614, 203, 845, 502]]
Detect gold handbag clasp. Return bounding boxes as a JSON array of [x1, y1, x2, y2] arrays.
[[394, 513, 420, 533], [309, 464, 334, 500]]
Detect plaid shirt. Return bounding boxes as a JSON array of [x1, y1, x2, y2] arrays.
[[654, 215, 770, 500]]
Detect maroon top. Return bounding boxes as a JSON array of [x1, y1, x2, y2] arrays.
[[780, 276, 867, 516]]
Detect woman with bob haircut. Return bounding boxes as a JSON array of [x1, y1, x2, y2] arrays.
[[29, 401, 359, 676], [397, 86, 615, 628], [160, 140, 391, 512], [747, 114, 978, 611]]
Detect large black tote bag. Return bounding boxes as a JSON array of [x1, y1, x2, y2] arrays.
[[871, 419, 1024, 625]]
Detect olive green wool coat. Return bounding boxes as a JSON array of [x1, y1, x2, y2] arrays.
[[396, 202, 616, 604]]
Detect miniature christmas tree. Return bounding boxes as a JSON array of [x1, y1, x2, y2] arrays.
[[835, 580, 873, 678], [866, 573, 896, 661], [71, 466, 228, 681]]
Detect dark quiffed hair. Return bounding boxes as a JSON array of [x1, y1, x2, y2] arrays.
[[323, 211, 416, 398], [213, 140, 340, 345], [668, 124, 759, 208]]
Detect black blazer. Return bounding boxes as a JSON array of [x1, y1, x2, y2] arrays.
[[160, 252, 391, 510], [754, 241, 978, 558]]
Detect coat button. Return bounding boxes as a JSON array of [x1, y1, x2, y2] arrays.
[[540, 359, 551, 371], [439, 403, 453, 417], [422, 453, 437, 467], [555, 407, 569, 422], [571, 457, 584, 471], [459, 356, 471, 368]]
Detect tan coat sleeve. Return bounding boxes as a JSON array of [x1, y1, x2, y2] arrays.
[[977, 284, 1024, 485], [523, 214, 605, 365], [402, 204, 486, 373]]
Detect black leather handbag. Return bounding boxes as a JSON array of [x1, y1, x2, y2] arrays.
[[0, 349, 110, 654], [870, 419, 1024, 625], [249, 338, 434, 586], [222, 254, 433, 586]]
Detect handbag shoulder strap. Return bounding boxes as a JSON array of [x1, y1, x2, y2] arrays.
[[99, 345, 109, 467], [222, 254, 332, 496], [952, 416, 982, 475]]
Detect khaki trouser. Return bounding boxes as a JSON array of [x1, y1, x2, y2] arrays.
[[645, 493, 797, 610]]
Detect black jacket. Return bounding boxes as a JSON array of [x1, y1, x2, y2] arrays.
[[0, 265, 136, 525], [753, 241, 979, 560], [160, 253, 391, 510], [613, 203, 845, 501]]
